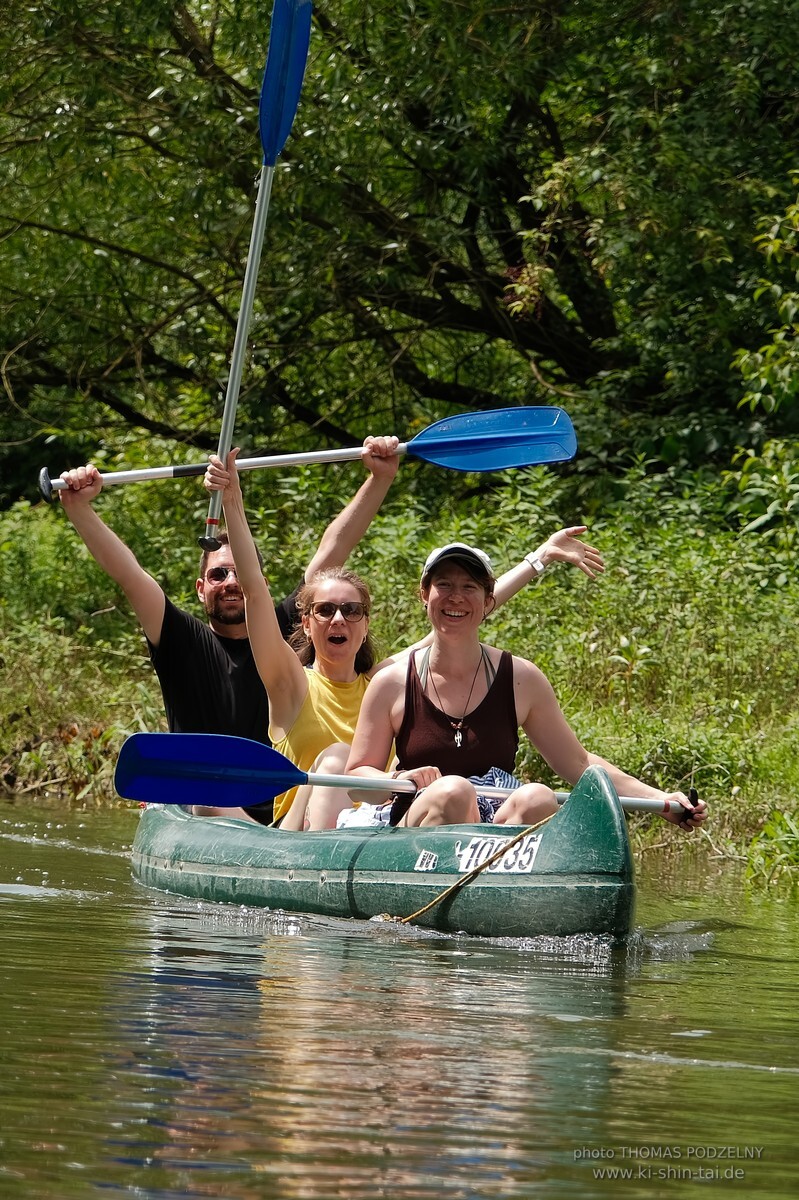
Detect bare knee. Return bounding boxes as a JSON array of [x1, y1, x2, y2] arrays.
[[492, 784, 558, 826], [402, 776, 478, 827], [312, 742, 350, 773]]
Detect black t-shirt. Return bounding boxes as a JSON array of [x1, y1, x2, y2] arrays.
[[147, 589, 300, 823]]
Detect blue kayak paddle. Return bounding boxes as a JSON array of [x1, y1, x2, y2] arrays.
[[39, 406, 577, 500], [114, 732, 696, 817]]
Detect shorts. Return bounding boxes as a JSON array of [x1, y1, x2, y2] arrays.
[[387, 766, 523, 827]]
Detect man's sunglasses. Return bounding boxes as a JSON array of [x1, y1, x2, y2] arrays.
[[310, 601, 368, 622], [205, 566, 238, 583]]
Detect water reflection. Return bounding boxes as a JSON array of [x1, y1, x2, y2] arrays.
[[1, 802, 797, 1198], [106, 903, 627, 1195]]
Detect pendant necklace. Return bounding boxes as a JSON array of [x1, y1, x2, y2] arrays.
[[427, 654, 483, 748]]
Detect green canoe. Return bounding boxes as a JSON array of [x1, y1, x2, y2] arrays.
[[130, 765, 635, 938]]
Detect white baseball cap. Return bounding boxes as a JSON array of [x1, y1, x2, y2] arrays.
[[421, 542, 494, 583]]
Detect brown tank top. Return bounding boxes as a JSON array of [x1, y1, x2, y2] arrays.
[[395, 647, 519, 777]]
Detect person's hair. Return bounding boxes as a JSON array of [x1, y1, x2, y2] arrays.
[[198, 530, 264, 577], [289, 567, 376, 673], [421, 557, 497, 616]]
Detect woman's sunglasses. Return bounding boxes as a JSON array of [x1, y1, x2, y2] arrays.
[[309, 601, 367, 622]]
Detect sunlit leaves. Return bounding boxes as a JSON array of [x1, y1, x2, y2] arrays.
[[2, 0, 799, 508]]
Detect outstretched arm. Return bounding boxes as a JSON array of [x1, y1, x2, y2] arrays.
[[368, 526, 605, 677], [304, 436, 399, 581], [205, 451, 307, 736], [493, 526, 604, 609], [514, 658, 707, 832], [58, 465, 166, 645]]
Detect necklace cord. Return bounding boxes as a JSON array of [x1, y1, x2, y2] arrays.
[[426, 647, 486, 732]]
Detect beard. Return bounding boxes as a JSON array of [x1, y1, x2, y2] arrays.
[[204, 594, 246, 626]]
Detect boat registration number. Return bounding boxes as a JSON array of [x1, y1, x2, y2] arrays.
[[454, 833, 542, 874]]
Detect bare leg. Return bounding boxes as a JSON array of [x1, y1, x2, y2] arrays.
[[305, 743, 362, 830], [492, 783, 558, 825], [280, 743, 357, 832], [278, 783, 313, 832], [397, 776, 479, 828]]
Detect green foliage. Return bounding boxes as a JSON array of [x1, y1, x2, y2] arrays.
[[724, 439, 799, 551], [2, 0, 799, 507], [748, 812, 799, 885], [734, 175, 799, 415], [0, 612, 162, 802]]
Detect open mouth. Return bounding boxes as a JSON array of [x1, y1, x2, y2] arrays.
[[328, 635, 347, 645]]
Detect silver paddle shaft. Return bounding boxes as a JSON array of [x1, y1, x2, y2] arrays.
[[43, 444, 407, 495], [305, 771, 694, 815]]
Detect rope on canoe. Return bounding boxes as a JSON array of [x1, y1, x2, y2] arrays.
[[376, 812, 556, 927]]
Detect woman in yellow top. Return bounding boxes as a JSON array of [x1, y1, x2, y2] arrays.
[[203, 440, 399, 831], [203, 444, 605, 830]]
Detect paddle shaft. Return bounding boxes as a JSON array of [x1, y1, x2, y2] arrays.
[[304, 770, 693, 816], [201, 0, 313, 550], [202, 165, 275, 545], [41, 443, 405, 498]]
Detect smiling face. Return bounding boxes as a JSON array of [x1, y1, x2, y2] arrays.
[[300, 576, 370, 677], [421, 562, 494, 636], [196, 546, 246, 632]]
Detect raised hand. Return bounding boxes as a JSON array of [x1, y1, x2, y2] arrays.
[[535, 526, 605, 579]]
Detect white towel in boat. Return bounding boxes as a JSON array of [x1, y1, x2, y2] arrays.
[[336, 801, 394, 828]]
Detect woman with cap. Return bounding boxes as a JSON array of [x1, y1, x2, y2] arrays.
[[203, 450, 609, 830], [344, 544, 707, 831]]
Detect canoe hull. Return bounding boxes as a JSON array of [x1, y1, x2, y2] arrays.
[[131, 765, 635, 937]]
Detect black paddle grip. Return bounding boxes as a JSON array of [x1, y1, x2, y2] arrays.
[[683, 786, 700, 820], [38, 467, 55, 503]]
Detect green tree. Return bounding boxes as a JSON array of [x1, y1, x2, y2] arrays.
[[1, 0, 798, 507]]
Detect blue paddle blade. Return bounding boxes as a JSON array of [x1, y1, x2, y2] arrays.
[[406, 406, 577, 472], [115, 733, 306, 808], [258, 0, 313, 166]]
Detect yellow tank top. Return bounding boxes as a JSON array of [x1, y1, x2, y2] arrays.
[[271, 668, 370, 819]]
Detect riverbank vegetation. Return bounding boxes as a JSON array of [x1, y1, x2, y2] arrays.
[[2, 453, 799, 881], [1, 2, 798, 881]]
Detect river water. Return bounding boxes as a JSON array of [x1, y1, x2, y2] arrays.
[[1, 800, 796, 1199]]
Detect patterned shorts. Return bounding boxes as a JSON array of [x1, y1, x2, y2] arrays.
[[334, 767, 523, 829], [469, 767, 523, 823]]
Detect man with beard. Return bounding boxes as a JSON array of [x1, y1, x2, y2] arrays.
[[58, 438, 399, 822]]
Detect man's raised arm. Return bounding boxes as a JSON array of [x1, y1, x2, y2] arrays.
[[304, 436, 399, 580], [59, 465, 166, 646]]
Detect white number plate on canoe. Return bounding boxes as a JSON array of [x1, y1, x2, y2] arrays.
[[454, 833, 542, 874]]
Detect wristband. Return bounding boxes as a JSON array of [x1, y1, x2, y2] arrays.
[[524, 553, 546, 576]]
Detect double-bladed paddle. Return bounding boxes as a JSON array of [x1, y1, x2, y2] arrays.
[[114, 732, 696, 817], [39, 406, 577, 500], [201, 0, 313, 551]]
